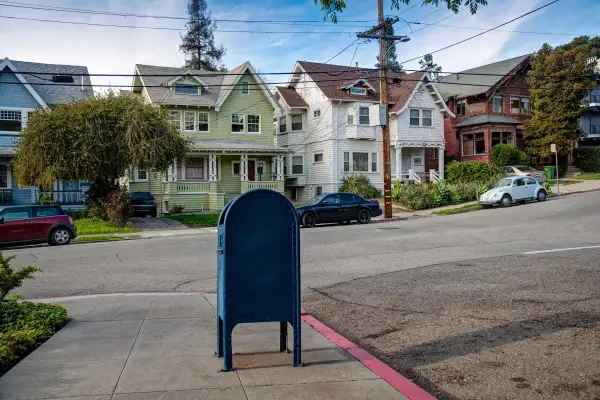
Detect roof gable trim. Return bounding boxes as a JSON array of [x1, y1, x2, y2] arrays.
[[0, 58, 49, 109]]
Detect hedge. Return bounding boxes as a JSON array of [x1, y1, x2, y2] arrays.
[[446, 161, 500, 183], [575, 148, 600, 172], [339, 175, 382, 199]]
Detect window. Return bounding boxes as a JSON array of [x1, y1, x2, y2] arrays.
[[185, 158, 205, 179], [292, 156, 303, 174], [313, 110, 321, 118], [462, 132, 485, 156], [493, 96, 503, 113], [511, 96, 530, 114], [322, 194, 340, 204], [169, 111, 181, 129], [0, 165, 7, 188], [492, 131, 513, 148], [371, 152, 377, 172], [135, 168, 148, 182], [456, 100, 466, 116], [241, 81, 249, 94], [409, 109, 420, 126], [525, 177, 537, 185], [0, 110, 22, 131], [291, 114, 303, 131], [315, 186, 323, 196], [197, 112, 209, 132], [174, 84, 201, 95], [232, 113, 244, 133], [256, 162, 265, 179], [279, 117, 286, 133], [515, 178, 525, 187], [184, 111, 195, 131], [352, 152, 369, 172], [343, 152, 350, 172], [432, 148, 439, 160], [232, 161, 240, 176], [247, 114, 260, 133], [340, 193, 356, 204], [2, 207, 31, 221], [314, 153, 324, 163], [347, 114, 354, 125], [422, 110, 432, 127], [413, 157, 423, 165], [35, 206, 61, 217], [350, 87, 367, 95], [358, 107, 370, 125]]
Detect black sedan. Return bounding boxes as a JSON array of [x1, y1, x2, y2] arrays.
[[296, 193, 382, 228], [130, 192, 157, 217]]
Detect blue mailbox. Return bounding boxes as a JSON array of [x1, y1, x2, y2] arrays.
[[216, 189, 301, 371]]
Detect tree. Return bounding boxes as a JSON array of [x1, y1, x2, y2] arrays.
[[12, 92, 190, 223], [418, 53, 442, 80], [315, 0, 489, 22], [0, 251, 38, 301], [375, 17, 403, 72], [180, 0, 226, 71], [524, 37, 598, 157]]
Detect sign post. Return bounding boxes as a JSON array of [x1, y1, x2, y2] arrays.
[[551, 144, 559, 194]]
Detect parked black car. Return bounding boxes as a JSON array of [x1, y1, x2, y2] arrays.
[[296, 193, 382, 228], [130, 192, 157, 217]]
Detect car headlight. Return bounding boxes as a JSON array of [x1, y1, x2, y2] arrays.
[[492, 193, 501, 199]]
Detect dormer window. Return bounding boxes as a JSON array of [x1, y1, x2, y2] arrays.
[[350, 87, 367, 96], [174, 84, 203, 96]]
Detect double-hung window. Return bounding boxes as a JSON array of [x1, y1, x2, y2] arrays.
[[491, 132, 513, 147], [184, 111, 196, 131], [511, 96, 530, 115], [231, 114, 245, 133], [422, 110, 432, 126], [169, 111, 181, 129], [343, 152, 377, 172], [456, 100, 466, 116], [0, 164, 9, 188], [409, 109, 432, 127], [493, 96, 503, 113], [371, 153, 378, 172], [247, 115, 260, 133], [313, 153, 324, 163], [0, 110, 22, 131], [197, 112, 209, 132], [241, 81, 249, 94], [291, 115, 303, 131], [313, 110, 321, 118], [292, 156, 303, 174], [343, 152, 350, 172], [279, 117, 287, 133], [352, 152, 369, 172], [409, 110, 420, 126], [462, 132, 485, 156], [358, 107, 370, 125], [185, 158, 205, 180]]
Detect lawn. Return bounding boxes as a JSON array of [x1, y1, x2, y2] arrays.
[[555, 179, 584, 186], [74, 218, 140, 235], [575, 172, 600, 180], [432, 203, 483, 215], [167, 213, 220, 228]]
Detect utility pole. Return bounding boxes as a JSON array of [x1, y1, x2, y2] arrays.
[[358, 2, 409, 218]]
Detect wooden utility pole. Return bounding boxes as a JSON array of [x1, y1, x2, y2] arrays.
[[358, 2, 409, 218]]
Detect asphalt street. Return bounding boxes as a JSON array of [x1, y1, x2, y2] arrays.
[[7, 191, 600, 299]]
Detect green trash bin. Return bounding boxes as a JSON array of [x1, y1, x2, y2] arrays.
[[544, 166, 555, 179]]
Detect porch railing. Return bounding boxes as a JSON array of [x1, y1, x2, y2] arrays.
[[176, 182, 210, 193], [429, 169, 441, 183], [247, 181, 280, 190], [0, 189, 11, 205], [40, 190, 86, 205], [408, 169, 422, 184]]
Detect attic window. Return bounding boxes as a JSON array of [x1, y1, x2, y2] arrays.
[[51, 75, 74, 83], [174, 84, 202, 95], [350, 87, 367, 96]]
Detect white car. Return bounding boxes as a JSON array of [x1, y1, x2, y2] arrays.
[[479, 176, 548, 208], [503, 165, 547, 182]]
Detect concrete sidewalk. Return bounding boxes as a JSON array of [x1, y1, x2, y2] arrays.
[[0, 293, 410, 400], [551, 179, 600, 195]]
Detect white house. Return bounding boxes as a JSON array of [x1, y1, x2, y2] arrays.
[[274, 61, 454, 201]]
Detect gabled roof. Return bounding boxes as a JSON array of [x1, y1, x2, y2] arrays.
[[275, 86, 308, 109], [436, 55, 530, 100], [388, 71, 424, 113], [1, 58, 93, 107], [454, 114, 522, 128]]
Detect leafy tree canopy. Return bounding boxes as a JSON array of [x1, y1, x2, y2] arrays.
[[524, 36, 599, 157], [375, 17, 403, 72], [418, 53, 442, 80], [315, 0, 488, 22], [180, 0, 227, 71], [12, 92, 190, 191]]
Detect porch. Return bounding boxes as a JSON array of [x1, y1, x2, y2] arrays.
[[393, 144, 445, 184]]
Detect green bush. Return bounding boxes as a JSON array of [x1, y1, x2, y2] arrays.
[[492, 144, 521, 167], [63, 209, 88, 220], [0, 252, 38, 301], [169, 204, 185, 215], [575, 148, 600, 172], [339, 175, 381, 199], [446, 161, 500, 183], [519, 151, 531, 165]]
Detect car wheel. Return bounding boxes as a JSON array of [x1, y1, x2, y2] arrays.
[[537, 190, 547, 202], [482, 204, 492, 209], [49, 227, 72, 246], [357, 209, 371, 224], [339, 220, 350, 225], [150, 210, 157, 218], [518, 200, 526, 205], [302, 212, 316, 228], [500, 194, 512, 208]]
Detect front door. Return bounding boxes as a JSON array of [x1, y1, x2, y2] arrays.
[[402, 153, 412, 178], [248, 160, 256, 181]]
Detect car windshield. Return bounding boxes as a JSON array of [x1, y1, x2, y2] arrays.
[[516, 166, 535, 172], [496, 179, 513, 188], [130, 192, 153, 199], [298, 196, 324, 207]]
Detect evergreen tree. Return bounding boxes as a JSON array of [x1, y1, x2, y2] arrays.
[[375, 17, 403, 72], [418, 53, 442, 80], [524, 37, 598, 157], [180, 0, 226, 71]]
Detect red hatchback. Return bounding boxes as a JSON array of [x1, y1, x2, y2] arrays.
[[0, 205, 77, 246]]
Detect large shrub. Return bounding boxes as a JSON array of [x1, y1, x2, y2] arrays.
[[492, 144, 521, 167], [0, 252, 38, 301], [339, 175, 382, 199], [446, 161, 499, 183], [575, 148, 600, 172]]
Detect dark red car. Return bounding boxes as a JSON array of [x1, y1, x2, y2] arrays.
[[0, 205, 77, 246]]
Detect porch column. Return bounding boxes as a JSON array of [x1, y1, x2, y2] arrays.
[[396, 147, 402, 182], [276, 154, 284, 181], [271, 156, 276, 181], [240, 154, 248, 181], [438, 148, 445, 179], [208, 153, 217, 182]]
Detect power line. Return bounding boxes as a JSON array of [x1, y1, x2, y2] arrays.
[[399, 0, 561, 65], [323, 38, 362, 64], [408, 21, 595, 36]]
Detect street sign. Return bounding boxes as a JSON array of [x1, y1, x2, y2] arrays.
[[551, 143, 557, 153]]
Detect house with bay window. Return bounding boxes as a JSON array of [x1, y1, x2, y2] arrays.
[[0, 57, 93, 206], [274, 61, 453, 201], [437, 55, 531, 163], [128, 62, 287, 214]]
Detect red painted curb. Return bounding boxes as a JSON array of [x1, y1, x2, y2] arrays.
[[302, 310, 436, 400]]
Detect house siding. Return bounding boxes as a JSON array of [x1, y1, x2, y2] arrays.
[[396, 83, 445, 145], [0, 68, 40, 109]]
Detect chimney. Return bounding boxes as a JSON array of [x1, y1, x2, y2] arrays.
[[81, 76, 84, 91], [355, 62, 359, 70]]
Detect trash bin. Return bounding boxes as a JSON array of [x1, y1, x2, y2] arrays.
[[544, 166, 555, 179]]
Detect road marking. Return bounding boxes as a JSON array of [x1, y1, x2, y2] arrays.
[[523, 245, 600, 255]]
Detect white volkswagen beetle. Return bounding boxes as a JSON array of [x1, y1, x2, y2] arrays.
[[479, 176, 548, 208]]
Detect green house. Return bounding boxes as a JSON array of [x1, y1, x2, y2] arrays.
[[128, 62, 287, 215]]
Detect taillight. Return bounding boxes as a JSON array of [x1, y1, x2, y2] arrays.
[[152, 200, 157, 204], [525, 173, 532, 176]]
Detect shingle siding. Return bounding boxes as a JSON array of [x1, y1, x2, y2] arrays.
[[0, 68, 39, 108]]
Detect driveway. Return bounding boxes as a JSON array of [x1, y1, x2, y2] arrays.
[[128, 217, 186, 231]]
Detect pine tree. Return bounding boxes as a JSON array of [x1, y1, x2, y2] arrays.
[[418, 54, 442, 80], [179, 0, 226, 72], [375, 17, 403, 73], [524, 37, 598, 157]]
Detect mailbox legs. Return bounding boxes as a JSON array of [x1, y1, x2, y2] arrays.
[[216, 316, 224, 358], [280, 322, 288, 352], [223, 323, 234, 371]]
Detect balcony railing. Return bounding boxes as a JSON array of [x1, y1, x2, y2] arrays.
[[0, 189, 11, 205], [176, 182, 210, 193], [241, 180, 283, 193], [41, 190, 86, 205]]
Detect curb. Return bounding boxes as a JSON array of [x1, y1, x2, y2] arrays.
[[301, 309, 436, 400], [23, 290, 217, 302]]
